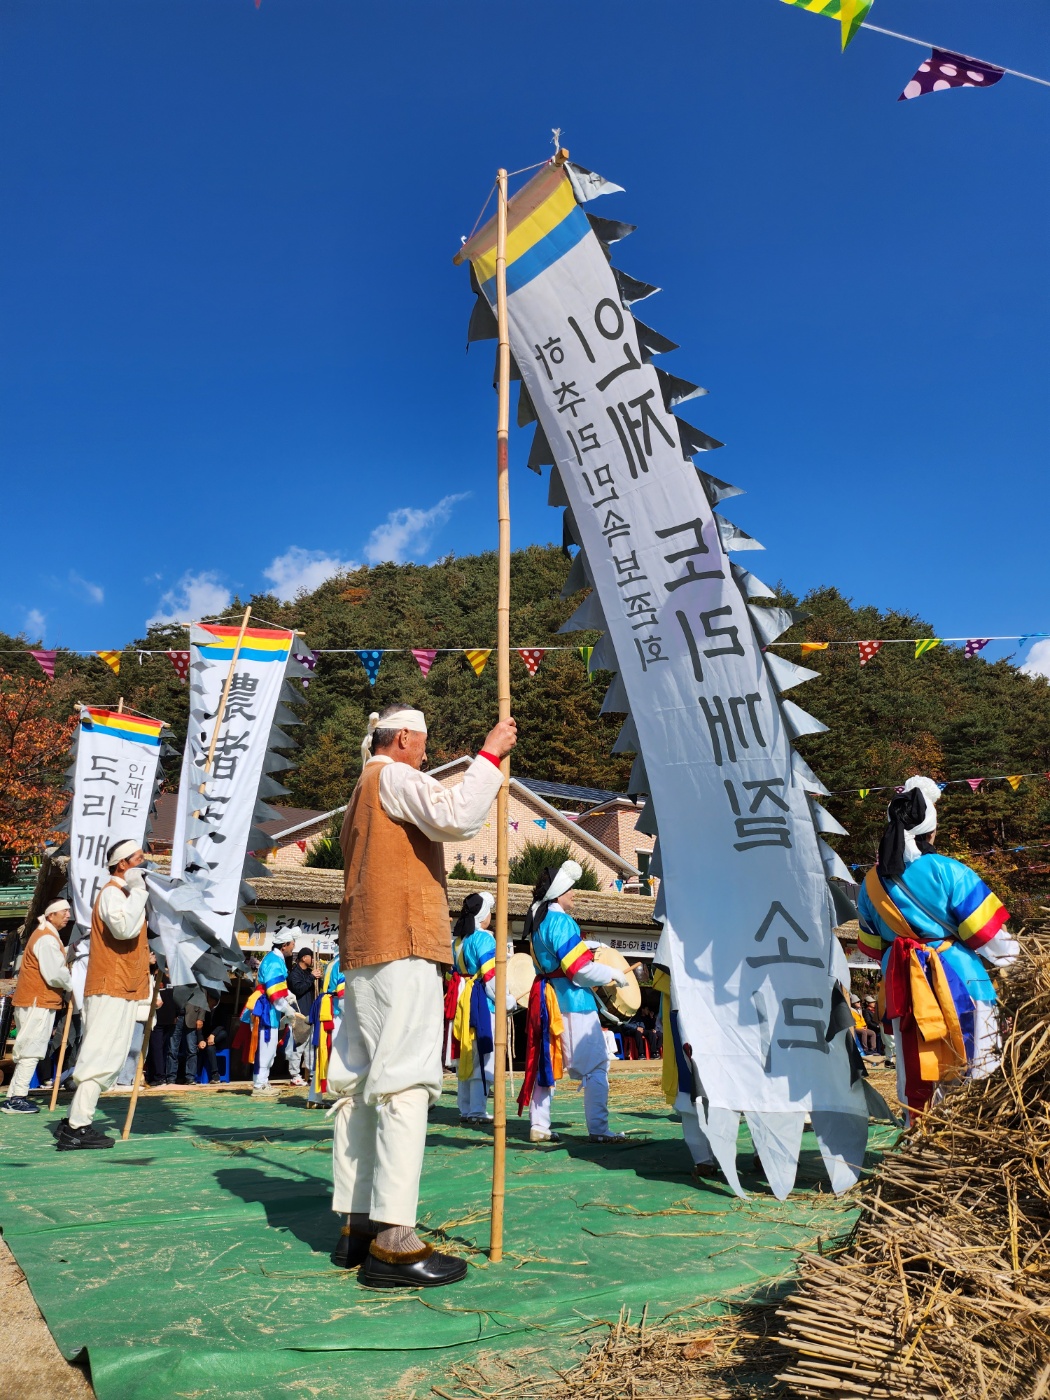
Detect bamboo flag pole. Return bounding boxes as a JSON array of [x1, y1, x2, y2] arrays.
[[489, 166, 512, 1264], [52, 694, 125, 1110]]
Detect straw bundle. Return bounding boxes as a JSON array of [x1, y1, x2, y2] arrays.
[[777, 929, 1050, 1399]]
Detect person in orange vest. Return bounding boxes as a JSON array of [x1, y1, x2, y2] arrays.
[[2, 900, 74, 1115], [58, 839, 150, 1151], [328, 704, 515, 1288]]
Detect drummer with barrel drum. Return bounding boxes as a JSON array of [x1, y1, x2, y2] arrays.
[[450, 890, 518, 1125], [516, 859, 631, 1144]]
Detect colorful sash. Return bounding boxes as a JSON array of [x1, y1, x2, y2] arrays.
[[516, 978, 564, 1115], [867, 870, 971, 1112], [453, 975, 495, 1090]]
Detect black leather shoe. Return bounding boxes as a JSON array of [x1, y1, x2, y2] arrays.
[[331, 1228, 372, 1268], [359, 1245, 468, 1289], [56, 1123, 114, 1151]]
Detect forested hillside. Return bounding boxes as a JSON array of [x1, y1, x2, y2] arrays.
[[2, 544, 1048, 912]]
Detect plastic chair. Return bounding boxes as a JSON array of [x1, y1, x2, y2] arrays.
[[197, 1049, 231, 1084]]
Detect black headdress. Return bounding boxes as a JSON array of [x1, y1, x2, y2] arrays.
[[452, 892, 485, 943], [877, 788, 935, 881]]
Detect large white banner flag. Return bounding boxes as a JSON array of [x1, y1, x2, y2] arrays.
[[67, 707, 164, 933], [459, 161, 873, 1196], [168, 622, 298, 951]]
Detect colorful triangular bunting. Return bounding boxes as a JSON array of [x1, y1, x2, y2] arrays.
[[29, 650, 56, 680], [533, 818, 547, 830], [517, 648, 545, 676], [858, 788, 870, 799], [167, 650, 190, 683], [967, 778, 984, 792], [915, 638, 941, 659], [412, 648, 438, 677], [801, 642, 830, 656], [779, 0, 872, 52], [294, 647, 318, 689], [577, 645, 594, 672], [96, 650, 121, 676], [1005, 775, 1024, 791], [356, 650, 383, 686], [964, 638, 991, 659], [857, 640, 882, 666], [464, 648, 491, 677], [899, 48, 1005, 103]]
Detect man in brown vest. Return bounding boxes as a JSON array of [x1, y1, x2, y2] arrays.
[[58, 838, 150, 1151], [329, 702, 516, 1288], [3, 900, 74, 1114]]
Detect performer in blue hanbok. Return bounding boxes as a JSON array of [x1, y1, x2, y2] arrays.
[[240, 931, 298, 1095], [307, 954, 345, 1108], [450, 890, 516, 1125], [857, 775, 1018, 1119], [518, 859, 628, 1144]]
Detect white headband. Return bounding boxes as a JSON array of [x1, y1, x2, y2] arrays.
[[40, 899, 70, 924], [899, 775, 942, 865], [475, 891, 496, 930], [107, 838, 139, 869], [546, 859, 582, 905], [273, 927, 300, 948], [361, 708, 428, 764]]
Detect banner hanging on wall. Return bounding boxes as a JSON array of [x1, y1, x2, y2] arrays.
[[458, 158, 876, 1198]]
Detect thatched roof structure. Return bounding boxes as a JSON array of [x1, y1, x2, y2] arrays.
[[249, 868, 660, 932]]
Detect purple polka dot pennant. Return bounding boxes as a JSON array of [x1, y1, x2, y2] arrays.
[[899, 48, 1005, 102]]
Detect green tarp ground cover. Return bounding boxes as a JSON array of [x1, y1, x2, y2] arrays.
[[0, 1073, 893, 1398]]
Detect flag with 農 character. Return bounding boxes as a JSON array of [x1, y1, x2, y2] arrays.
[[165, 624, 312, 960], [457, 156, 879, 1199]]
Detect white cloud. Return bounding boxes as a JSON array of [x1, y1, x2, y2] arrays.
[[262, 546, 359, 602], [24, 608, 46, 641], [364, 494, 468, 565], [1020, 639, 1050, 681], [69, 571, 104, 605], [147, 571, 232, 627]]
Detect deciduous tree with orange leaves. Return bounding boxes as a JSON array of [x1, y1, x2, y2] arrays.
[[0, 677, 75, 857]]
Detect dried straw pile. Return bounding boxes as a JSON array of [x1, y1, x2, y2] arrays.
[[777, 929, 1050, 1399]]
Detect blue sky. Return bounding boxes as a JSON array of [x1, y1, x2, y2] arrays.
[[1, 0, 1047, 675]]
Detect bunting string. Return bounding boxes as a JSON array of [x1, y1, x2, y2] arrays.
[[832, 771, 1050, 798]]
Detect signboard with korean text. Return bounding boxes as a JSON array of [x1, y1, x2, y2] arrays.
[[68, 707, 164, 932], [460, 162, 867, 1195]]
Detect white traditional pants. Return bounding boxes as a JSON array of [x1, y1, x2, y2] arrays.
[[529, 1009, 610, 1137], [6, 1006, 58, 1099], [328, 958, 443, 1227], [457, 1048, 495, 1118], [69, 996, 139, 1128], [254, 1026, 281, 1088], [286, 1035, 314, 1083]]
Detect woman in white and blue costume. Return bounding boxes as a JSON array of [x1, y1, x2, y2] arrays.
[[518, 859, 629, 1144], [450, 890, 516, 1124]]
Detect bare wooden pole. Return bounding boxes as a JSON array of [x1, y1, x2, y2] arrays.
[[490, 167, 511, 1264], [121, 993, 158, 1141], [49, 1001, 73, 1111]]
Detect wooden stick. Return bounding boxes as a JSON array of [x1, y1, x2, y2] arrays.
[[121, 990, 158, 1141], [49, 999, 74, 1111], [489, 165, 511, 1264]]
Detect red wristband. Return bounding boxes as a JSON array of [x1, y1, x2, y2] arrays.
[[479, 750, 502, 768]]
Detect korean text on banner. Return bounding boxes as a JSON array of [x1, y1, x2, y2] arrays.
[[68, 708, 163, 932], [460, 164, 862, 1133], [169, 625, 294, 948]]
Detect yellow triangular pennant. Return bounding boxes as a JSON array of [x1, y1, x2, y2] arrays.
[[96, 650, 121, 676], [915, 638, 941, 659], [801, 642, 830, 656], [858, 788, 870, 799], [1006, 775, 1024, 791], [464, 648, 491, 677]]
